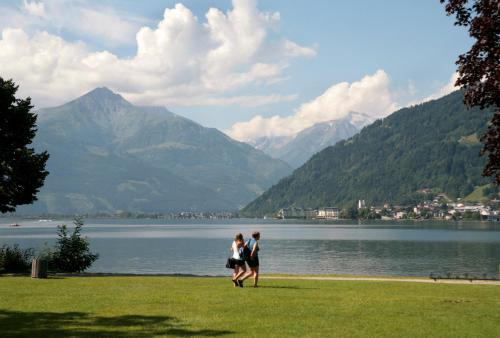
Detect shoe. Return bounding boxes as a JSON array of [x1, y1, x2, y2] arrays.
[[253, 285, 259, 288], [237, 280, 244, 288], [232, 279, 238, 287]]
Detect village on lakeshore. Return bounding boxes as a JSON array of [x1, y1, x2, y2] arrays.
[[9, 195, 499, 221], [276, 196, 500, 221]]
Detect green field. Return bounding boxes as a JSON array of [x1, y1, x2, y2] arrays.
[[0, 276, 499, 337], [463, 184, 490, 202]]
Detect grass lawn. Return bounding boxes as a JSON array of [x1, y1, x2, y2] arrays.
[[0, 276, 499, 337]]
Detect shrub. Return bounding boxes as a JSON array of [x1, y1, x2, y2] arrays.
[[51, 217, 99, 273], [0, 244, 34, 273]]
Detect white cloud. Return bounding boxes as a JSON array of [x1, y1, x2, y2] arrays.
[[23, 0, 45, 17], [227, 70, 399, 141], [405, 73, 459, 107], [422, 73, 459, 102], [281, 39, 317, 58], [0, 0, 315, 108], [73, 7, 143, 45], [2, 0, 147, 46], [0, 5, 35, 29], [0, 28, 91, 105]]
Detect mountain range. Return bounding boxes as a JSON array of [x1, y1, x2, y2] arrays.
[[18, 87, 291, 214], [251, 112, 373, 167], [242, 90, 493, 216]]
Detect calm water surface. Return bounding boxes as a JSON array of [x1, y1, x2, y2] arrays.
[[1, 219, 499, 277]]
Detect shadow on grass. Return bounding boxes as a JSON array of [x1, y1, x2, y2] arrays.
[[0, 310, 233, 337]]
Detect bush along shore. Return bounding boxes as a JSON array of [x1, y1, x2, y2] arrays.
[[0, 217, 98, 274]]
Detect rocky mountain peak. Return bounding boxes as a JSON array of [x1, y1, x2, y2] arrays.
[[71, 87, 132, 113]]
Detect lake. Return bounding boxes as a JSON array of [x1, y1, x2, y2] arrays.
[[1, 219, 500, 278]]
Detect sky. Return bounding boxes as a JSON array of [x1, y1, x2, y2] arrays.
[[0, 0, 470, 141]]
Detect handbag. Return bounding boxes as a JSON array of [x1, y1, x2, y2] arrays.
[[226, 257, 235, 269], [243, 245, 251, 260]]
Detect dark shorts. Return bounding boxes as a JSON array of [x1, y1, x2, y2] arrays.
[[234, 259, 245, 267], [246, 257, 259, 268]]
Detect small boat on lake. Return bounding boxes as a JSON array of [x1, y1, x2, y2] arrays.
[[9, 223, 21, 227]]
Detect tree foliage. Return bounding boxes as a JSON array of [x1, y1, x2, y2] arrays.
[[440, 0, 500, 183], [51, 217, 99, 273], [339, 206, 359, 220], [358, 208, 382, 220], [0, 77, 49, 213]]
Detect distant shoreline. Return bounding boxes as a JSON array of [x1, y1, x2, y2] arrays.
[[1, 217, 499, 231], [0, 216, 496, 223]]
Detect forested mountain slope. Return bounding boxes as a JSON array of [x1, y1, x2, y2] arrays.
[[242, 91, 492, 216]]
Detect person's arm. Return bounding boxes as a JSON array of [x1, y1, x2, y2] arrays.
[[250, 242, 257, 258]]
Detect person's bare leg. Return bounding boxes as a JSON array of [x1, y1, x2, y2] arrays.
[[240, 267, 254, 281], [232, 266, 240, 286], [235, 266, 246, 280], [253, 267, 259, 287]]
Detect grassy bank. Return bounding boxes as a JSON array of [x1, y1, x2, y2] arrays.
[[0, 276, 499, 337]]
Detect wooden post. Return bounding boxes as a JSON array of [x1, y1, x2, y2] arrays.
[[31, 259, 48, 278]]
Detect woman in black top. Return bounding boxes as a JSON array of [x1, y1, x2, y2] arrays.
[[239, 231, 260, 287]]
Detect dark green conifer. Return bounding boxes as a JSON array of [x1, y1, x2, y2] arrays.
[[0, 77, 49, 213]]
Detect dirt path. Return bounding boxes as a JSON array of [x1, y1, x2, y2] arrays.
[[10, 272, 498, 285], [261, 276, 500, 285]]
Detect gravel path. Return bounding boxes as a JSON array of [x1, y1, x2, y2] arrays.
[[261, 276, 500, 285]]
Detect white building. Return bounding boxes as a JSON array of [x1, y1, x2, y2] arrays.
[[317, 207, 340, 220], [304, 208, 318, 219], [358, 200, 366, 209], [396, 211, 407, 219]]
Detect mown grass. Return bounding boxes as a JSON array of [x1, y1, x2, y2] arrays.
[[0, 276, 499, 337]]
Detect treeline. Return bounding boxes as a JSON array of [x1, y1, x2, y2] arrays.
[[242, 91, 493, 217]]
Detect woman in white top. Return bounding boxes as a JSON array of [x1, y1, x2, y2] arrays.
[[230, 233, 246, 287]]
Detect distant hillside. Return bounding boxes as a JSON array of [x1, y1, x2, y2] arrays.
[[17, 88, 291, 214], [251, 112, 372, 168], [242, 91, 493, 216]]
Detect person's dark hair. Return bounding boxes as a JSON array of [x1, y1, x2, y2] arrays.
[[252, 231, 260, 239], [235, 233, 243, 241]]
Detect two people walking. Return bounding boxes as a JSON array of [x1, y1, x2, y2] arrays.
[[230, 231, 260, 288]]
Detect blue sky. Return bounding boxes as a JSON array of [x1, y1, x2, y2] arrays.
[[0, 0, 469, 140]]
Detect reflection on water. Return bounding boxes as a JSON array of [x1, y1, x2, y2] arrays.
[[0, 220, 499, 277]]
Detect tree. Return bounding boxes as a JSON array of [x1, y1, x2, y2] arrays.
[[440, 0, 500, 183], [0, 77, 49, 213], [51, 217, 99, 273], [340, 206, 358, 219]]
